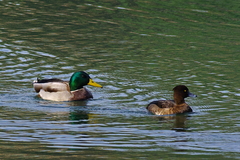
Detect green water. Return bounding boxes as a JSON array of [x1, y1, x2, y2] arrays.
[[0, 0, 240, 159]]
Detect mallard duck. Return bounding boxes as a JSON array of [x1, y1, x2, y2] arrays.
[[146, 85, 197, 115], [33, 71, 102, 101]]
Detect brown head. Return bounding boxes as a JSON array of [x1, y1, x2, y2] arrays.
[[173, 85, 197, 104]]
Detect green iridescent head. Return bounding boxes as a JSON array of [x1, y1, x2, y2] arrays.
[[69, 71, 102, 91]]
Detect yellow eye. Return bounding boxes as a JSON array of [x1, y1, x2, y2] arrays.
[[184, 90, 187, 92]]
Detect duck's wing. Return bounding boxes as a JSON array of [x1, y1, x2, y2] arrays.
[[34, 78, 64, 83], [33, 78, 70, 93], [146, 100, 175, 115], [147, 100, 175, 108]]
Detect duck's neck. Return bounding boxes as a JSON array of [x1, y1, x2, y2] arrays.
[[69, 83, 83, 91], [173, 93, 185, 105]]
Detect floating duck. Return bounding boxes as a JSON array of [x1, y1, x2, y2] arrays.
[[33, 71, 102, 101], [147, 85, 197, 115]]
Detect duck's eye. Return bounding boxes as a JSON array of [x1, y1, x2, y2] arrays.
[[184, 90, 187, 92], [81, 75, 86, 78]]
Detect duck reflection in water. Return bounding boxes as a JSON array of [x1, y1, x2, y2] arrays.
[[68, 101, 99, 124], [37, 100, 99, 124], [154, 114, 191, 132]]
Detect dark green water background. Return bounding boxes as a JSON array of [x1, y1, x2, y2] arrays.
[[0, 0, 240, 159]]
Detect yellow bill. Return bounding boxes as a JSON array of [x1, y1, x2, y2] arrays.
[[88, 79, 102, 88]]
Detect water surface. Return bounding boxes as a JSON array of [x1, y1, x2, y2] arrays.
[[0, 0, 240, 159]]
